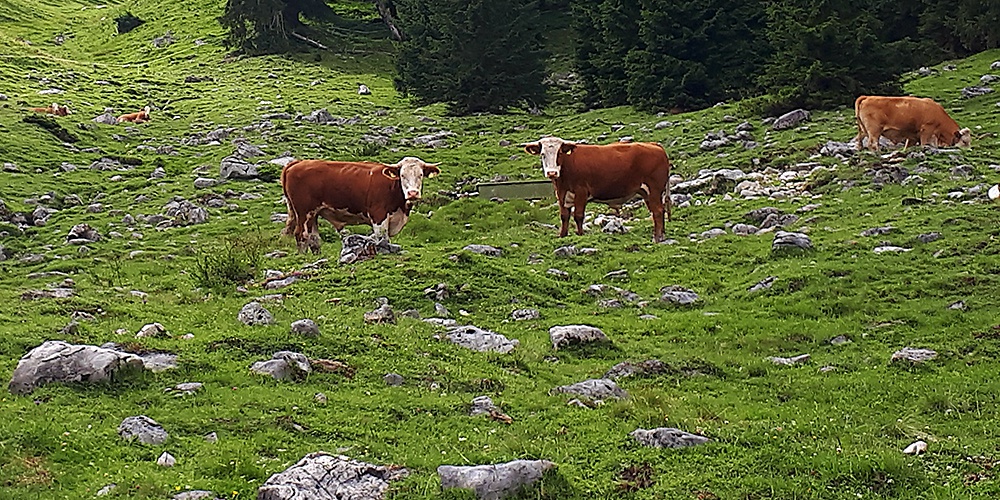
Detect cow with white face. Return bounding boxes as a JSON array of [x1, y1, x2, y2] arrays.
[[524, 136, 673, 242], [281, 156, 441, 253]]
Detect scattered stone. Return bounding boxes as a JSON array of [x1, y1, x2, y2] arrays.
[[890, 347, 937, 364], [630, 428, 710, 448], [118, 415, 168, 445], [364, 301, 395, 324], [152, 31, 174, 48], [384, 373, 404, 386], [732, 223, 759, 236], [962, 86, 993, 99], [772, 231, 813, 251], [748, 276, 778, 293], [549, 325, 609, 350], [464, 244, 502, 257], [699, 228, 726, 239], [340, 234, 401, 264], [290, 319, 320, 337], [659, 285, 699, 305], [9, 341, 143, 395], [553, 246, 578, 257], [257, 452, 408, 500], [511, 309, 539, 321], [66, 223, 101, 244], [830, 336, 851, 346], [94, 110, 118, 125], [250, 351, 311, 381], [873, 246, 912, 254], [547, 268, 569, 279], [903, 440, 928, 455], [445, 325, 519, 353], [96, 484, 117, 496], [173, 491, 218, 500], [948, 300, 966, 311], [860, 226, 894, 237], [194, 177, 218, 189], [773, 109, 810, 130], [313, 393, 327, 405], [916, 232, 941, 243], [604, 360, 667, 380], [550, 378, 627, 401], [168, 382, 203, 395], [424, 283, 450, 301], [768, 354, 810, 366], [434, 302, 451, 317], [438, 460, 555, 500], [138, 352, 178, 373], [163, 199, 208, 226], [358, 84, 371, 95], [135, 322, 168, 338], [469, 396, 512, 423], [219, 156, 257, 180], [238, 302, 274, 326], [157, 451, 176, 467]]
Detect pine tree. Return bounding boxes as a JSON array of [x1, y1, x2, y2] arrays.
[[394, 0, 549, 115], [219, 0, 332, 54], [759, 0, 903, 112], [571, 0, 641, 108]]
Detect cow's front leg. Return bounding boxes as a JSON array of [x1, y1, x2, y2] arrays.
[[572, 192, 588, 236]]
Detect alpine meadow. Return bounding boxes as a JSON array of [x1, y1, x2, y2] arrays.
[[2, 0, 1000, 499]]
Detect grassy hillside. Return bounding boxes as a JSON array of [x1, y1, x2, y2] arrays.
[[2, 0, 1000, 499]]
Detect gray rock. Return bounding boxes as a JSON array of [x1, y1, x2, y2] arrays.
[[772, 231, 813, 251], [135, 322, 168, 338], [446, 325, 519, 353], [981, 75, 999, 85], [358, 84, 371, 95], [962, 86, 993, 99], [157, 451, 176, 467], [258, 452, 408, 500], [917, 232, 941, 244], [948, 300, 966, 311], [118, 415, 168, 445], [745, 207, 782, 223], [290, 319, 320, 337], [819, 141, 855, 157], [172, 491, 219, 500], [549, 325, 609, 350], [604, 360, 667, 380], [9, 341, 144, 395], [732, 223, 759, 236], [659, 285, 699, 305], [152, 31, 174, 48], [604, 269, 629, 281], [434, 302, 451, 317], [891, 347, 937, 364], [598, 298, 623, 309], [768, 354, 810, 366], [238, 301, 274, 326], [96, 484, 117, 496], [67, 223, 101, 243], [94, 111, 118, 125], [654, 121, 672, 129], [250, 351, 311, 381], [464, 244, 502, 257], [553, 246, 578, 257], [169, 382, 203, 395], [699, 228, 726, 239], [438, 460, 555, 500], [139, 352, 178, 373], [748, 276, 778, 293], [760, 213, 799, 230], [234, 142, 265, 159], [384, 373, 404, 386], [469, 395, 501, 416], [630, 428, 709, 448], [992, 61, 1000, 71], [830, 335, 851, 346], [340, 234, 401, 265], [512, 308, 539, 321], [860, 226, 894, 237], [547, 268, 569, 279], [194, 177, 218, 189], [873, 246, 912, 254], [163, 199, 208, 226], [550, 378, 627, 401], [265, 275, 299, 290], [364, 303, 395, 324], [773, 109, 810, 130], [219, 156, 257, 180]]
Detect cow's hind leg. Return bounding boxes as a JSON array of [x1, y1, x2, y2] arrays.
[[645, 189, 666, 243], [557, 190, 571, 238], [866, 125, 884, 152]]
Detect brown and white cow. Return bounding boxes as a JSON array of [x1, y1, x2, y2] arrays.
[[523, 137, 672, 242], [117, 106, 150, 124], [30, 103, 69, 116], [281, 157, 441, 253], [854, 96, 971, 151]]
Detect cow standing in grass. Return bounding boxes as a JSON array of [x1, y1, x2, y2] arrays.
[[523, 137, 672, 243], [854, 96, 971, 151], [281, 157, 441, 253]]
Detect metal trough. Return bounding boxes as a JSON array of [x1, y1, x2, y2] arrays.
[[477, 180, 554, 200]]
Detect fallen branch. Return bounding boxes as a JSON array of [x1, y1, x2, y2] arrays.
[[291, 31, 328, 50]]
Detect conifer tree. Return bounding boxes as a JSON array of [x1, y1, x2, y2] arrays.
[[394, 0, 549, 115], [219, 0, 331, 53]]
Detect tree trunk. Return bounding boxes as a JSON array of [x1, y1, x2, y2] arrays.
[[372, 0, 403, 41], [281, 3, 303, 31]]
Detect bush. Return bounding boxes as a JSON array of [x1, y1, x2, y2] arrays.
[[191, 232, 267, 292], [115, 12, 145, 35]]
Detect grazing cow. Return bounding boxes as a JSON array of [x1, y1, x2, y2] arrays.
[[281, 157, 441, 253], [854, 96, 971, 151], [30, 103, 69, 116], [117, 106, 150, 124], [523, 137, 672, 242]]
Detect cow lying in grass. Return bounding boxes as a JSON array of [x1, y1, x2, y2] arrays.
[[281, 157, 441, 253], [30, 103, 70, 116], [117, 106, 150, 124]]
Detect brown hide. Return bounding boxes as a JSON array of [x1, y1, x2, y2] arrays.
[[854, 96, 966, 150]]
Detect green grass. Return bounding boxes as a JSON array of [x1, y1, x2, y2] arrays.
[[3, 0, 1000, 498]]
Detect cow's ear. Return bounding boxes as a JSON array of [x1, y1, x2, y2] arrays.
[[423, 163, 441, 178], [382, 167, 400, 180], [560, 142, 577, 155], [524, 143, 541, 155]]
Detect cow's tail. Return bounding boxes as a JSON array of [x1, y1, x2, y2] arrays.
[[280, 160, 301, 237], [853, 96, 868, 148]]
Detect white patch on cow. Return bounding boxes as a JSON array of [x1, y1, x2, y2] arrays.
[[563, 191, 576, 208], [639, 183, 650, 196]]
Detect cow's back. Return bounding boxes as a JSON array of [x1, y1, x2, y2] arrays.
[[284, 160, 398, 217]]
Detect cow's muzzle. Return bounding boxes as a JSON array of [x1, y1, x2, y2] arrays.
[[406, 190, 421, 201], [546, 172, 559, 180]]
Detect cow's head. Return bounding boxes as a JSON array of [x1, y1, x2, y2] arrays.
[[381, 156, 441, 202], [955, 127, 972, 147], [140, 106, 151, 120], [524, 136, 576, 180]]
